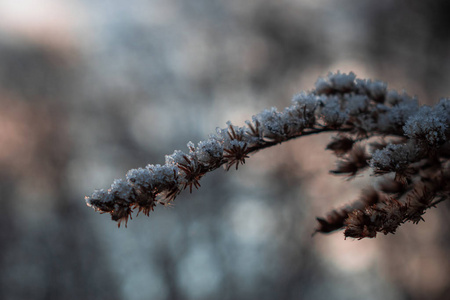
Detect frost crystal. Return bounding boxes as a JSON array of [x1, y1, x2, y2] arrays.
[[165, 150, 188, 165], [187, 141, 195, 151], [329, 71, 356, 91], [86, 189, 111, 205], [315, 71, 356, 93], [283, 106, 306, 133], [436, 98, 450, 122], [291, 92, 318, 107], [320, 96, 348, 127], [110, 179, 135, 202], [370, 144, 418, 173], [196, 138, 224, 165], [217, 121, 247, 148], [126, 168, 152, 188], [403, 106, 448, 146], [314, 77, 331, 94], [257, 107, 286, 139], [147, 164, 178, 187], [345, 94, 369, 115], [365, 80, 387, 102], [378, 98, 418, 133]]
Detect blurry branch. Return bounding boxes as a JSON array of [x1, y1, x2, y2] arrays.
[[86, 72, 450, 239]]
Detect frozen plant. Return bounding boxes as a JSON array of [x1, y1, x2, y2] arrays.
[[85, 72, 450, 239]]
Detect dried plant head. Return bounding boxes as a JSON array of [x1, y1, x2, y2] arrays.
[[330, 144, 369, 177], [326, 135, 355, 156], [84, 72, 449, 238], [178, 155, 204, 193]]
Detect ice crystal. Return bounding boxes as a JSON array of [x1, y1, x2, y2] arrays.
[[403, 106, 448, 146]]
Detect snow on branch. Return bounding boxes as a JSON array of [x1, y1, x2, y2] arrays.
[[85, 72, 450, 239]]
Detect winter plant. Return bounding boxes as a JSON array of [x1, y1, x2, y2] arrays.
[[85, 72, 450, 239]]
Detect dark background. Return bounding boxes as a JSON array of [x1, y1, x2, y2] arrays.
[[0, 1, 449, 299]]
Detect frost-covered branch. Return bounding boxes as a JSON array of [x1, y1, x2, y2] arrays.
[[85, 72, 450, 239]]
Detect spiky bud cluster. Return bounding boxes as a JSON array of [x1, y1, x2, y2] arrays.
[[86, 72, 449, 239]]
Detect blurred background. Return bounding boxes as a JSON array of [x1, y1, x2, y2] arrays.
[[0, 0, 449, 299]]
